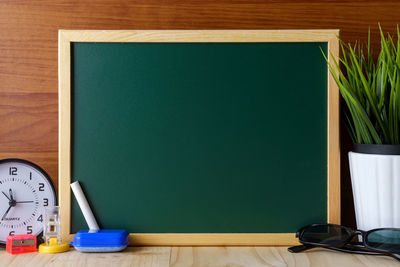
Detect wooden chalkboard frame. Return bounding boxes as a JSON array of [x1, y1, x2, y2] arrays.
[[59, 30, 340, 246]]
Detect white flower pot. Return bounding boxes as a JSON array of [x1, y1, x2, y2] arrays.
[[349, 149, 400, 231]]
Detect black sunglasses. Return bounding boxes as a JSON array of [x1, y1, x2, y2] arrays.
[[288, 224, 400, 261]]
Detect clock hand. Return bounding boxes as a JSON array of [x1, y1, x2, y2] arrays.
[[1, 205, 12, 221], [15, 201, 34, 203], [2, 191, 11, 201], [9, 189, 14, 201]]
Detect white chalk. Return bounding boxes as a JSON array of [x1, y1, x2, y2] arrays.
[[70, 181, 100, 231]]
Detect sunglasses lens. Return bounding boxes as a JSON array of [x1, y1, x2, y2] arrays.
[[366, 229, 400, 253], [301, 225, 350, 246]]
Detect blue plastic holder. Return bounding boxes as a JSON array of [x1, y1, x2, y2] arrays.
[[70, 229, 130, 252]]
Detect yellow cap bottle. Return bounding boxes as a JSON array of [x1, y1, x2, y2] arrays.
[[38, 206, 69, 253]]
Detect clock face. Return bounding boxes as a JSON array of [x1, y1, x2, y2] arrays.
[[0, 159, 56, 243]]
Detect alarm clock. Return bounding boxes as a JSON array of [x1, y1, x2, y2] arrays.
[[0, 159, 56, 244]]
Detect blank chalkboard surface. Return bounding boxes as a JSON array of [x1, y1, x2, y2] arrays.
[[59, 30, 340, 245]]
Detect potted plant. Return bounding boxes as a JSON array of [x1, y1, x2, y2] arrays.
[[324, 26, 400, 231]]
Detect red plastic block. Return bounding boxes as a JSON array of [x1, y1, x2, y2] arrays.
[[6, 234, 37, 254]]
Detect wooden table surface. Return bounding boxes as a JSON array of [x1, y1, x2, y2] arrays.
[[0, 246, 398, 267]]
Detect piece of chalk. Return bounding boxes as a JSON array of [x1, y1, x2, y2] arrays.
[[70, 181, 100, 231]]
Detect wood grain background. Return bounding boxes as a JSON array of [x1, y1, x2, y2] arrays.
[[1, 0, 400, 228]]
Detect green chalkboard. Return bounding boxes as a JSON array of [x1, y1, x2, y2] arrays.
[[70, 42, 328, 235]]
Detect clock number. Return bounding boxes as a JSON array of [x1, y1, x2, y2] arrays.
[[39, 183, 45, 191], [37, 214, 43, 222], [9, 231, 15, 236], [27, 226, 33, 234], [9, 167, 17, 175], [43, 198, 48, 206]]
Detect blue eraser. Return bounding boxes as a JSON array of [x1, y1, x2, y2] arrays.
[[70, 229, 130, 253]]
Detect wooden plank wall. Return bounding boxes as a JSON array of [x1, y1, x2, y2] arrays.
[[1, 0, 400, 228]]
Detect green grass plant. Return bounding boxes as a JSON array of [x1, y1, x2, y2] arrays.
[[323, 25, 400, 144]]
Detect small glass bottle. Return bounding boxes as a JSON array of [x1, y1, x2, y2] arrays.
[[39, 206, 69, 253], [43, 206, 62, 245]]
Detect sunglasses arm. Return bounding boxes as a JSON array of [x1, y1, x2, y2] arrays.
[[288, 244, 315, 253], [390, 253, 400, 261]]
